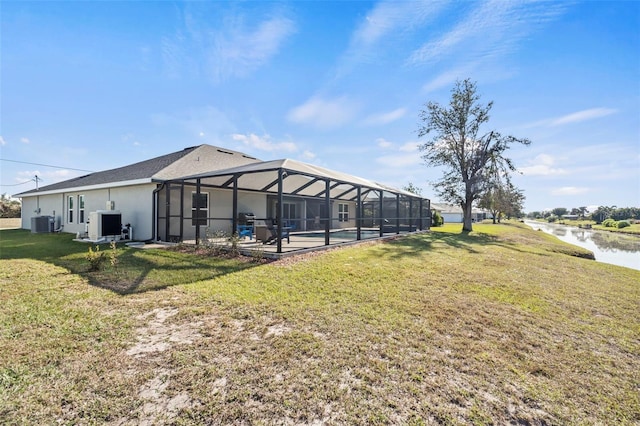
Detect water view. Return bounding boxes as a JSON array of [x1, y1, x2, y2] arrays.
[[524, 220, 640, 271]]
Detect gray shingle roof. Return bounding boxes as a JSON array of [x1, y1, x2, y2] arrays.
[[16, 145, 261, 196]]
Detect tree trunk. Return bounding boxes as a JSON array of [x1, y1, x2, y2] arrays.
[[462, 201, 473, 232]]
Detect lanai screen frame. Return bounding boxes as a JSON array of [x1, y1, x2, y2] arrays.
[[159, 159, 431, 254]]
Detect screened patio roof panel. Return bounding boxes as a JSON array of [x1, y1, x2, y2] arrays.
[[177, 158, 424, 199]]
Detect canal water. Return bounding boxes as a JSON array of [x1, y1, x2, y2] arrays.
[[524, 220, 640, 271]]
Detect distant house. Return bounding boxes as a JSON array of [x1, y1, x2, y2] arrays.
[[430, 202, 489, 223], [16, 144, 431, 254]]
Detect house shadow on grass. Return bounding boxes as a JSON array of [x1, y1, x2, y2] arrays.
[[0, 229, 262, 295], [378, 229, 535, 260], [81, 246, 266, 295]]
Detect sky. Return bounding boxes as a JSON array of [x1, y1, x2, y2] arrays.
[[1, 0, 639, 213]]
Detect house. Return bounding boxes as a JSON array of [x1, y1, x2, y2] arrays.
[[16, 145, 260, 241], [16, 144, 431, 254], [431, 202, 489, 223]]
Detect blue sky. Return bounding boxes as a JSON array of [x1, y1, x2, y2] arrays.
[[1, 0, 638, 212]]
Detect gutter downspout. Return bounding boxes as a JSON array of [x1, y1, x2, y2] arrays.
[[152, 182, 166, 241]]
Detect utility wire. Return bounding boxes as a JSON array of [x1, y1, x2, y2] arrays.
[[0, 158, 95, 173], [0, 180, 35, 187]]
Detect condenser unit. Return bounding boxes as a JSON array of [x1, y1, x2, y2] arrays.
[[88, 210, 122, 240], [31, 216, 53, 233]]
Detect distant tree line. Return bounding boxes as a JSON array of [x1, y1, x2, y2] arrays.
[[0, 193, 21, 218], [526, 206, 640, 223]]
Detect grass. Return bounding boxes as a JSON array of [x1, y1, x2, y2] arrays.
[[592, 223, 640, 234], [1, 222, 639, 424]]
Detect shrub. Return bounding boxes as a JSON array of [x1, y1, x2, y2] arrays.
[[85, 245, 106, 271], [547, 216, 557, 223], [432, 211, 444, 227], [617, 220, 630, 229], [602, 218, 617, 228], [109, 240, 119, 271]]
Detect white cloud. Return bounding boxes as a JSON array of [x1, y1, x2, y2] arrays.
[[337, 1, 445, 76], [20, 137, 30, 144], [550, 108, 618, 126], [408, 1, 567, 66], [300, 150, 316, 160], [231, 133, 297, 153], [551, 186, 589, 196], [163, 6, 296, 82], [17, 169, 75, 185], [362, 108, 407, 126], [519, 154, 567, 176], [0, 136, 5, 146], [287, 96, 359, 129], [121, 133, 142, 146], [422, 63, 477, 93], [375, 153, 421, 168], [209, 16, 296, 81], [376, 138, 393, 149], [399, 141, 419, 152]]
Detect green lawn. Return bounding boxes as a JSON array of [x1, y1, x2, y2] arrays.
[[1, 223, 639, 424]]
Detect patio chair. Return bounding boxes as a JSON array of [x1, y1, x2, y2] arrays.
[[236, 224, 253, 240], [263, 218, 290, 245], [283, 219, 297, 231]]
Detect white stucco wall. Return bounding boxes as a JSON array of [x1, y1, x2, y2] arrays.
[[441, 213, 463, 223], [19, 183, 157, 240]]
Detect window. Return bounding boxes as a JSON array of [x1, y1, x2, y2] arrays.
[[68, 195, 74, 223], [338, 203, 349, 222], [78, 195, 85, 223], [191, 192, 209, 226]]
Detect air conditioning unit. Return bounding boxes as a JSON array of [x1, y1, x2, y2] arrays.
[[88, 210, 122, 240], [31, 216, 53, 233], [105, 200, 115, 210]]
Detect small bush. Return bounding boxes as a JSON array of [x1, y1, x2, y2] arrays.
[[249, 246, 265, 263], [109, 240, 119, 271], [432, 211, 444, 227], [85, 245, 106, 271], [547, 216, 557, 223], [616, 220, 630, 229], [602, 218, 617, 228], [228, 233, 241, 257]]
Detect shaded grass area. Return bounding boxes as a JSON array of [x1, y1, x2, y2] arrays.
[[1, 223, 639, 424], [0, 229, 258, 294]]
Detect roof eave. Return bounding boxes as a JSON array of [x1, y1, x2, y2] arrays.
[[16, 178, 156, 198]]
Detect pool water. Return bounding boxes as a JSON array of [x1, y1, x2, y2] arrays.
[[297, 230, 383, 239]]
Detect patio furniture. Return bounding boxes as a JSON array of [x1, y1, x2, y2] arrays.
[[262, 218, 290, 244], [237, 224, 253, 240], [237, 212, 255, 240]]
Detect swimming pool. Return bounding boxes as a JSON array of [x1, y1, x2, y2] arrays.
[[296, 229, 383, 239]]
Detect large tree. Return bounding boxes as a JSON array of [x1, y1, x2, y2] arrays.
[[418, 79, 530, 231]]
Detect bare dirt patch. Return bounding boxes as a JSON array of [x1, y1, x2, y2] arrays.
[[126, 307, 204, 358], [119, 307, 207, 425]]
